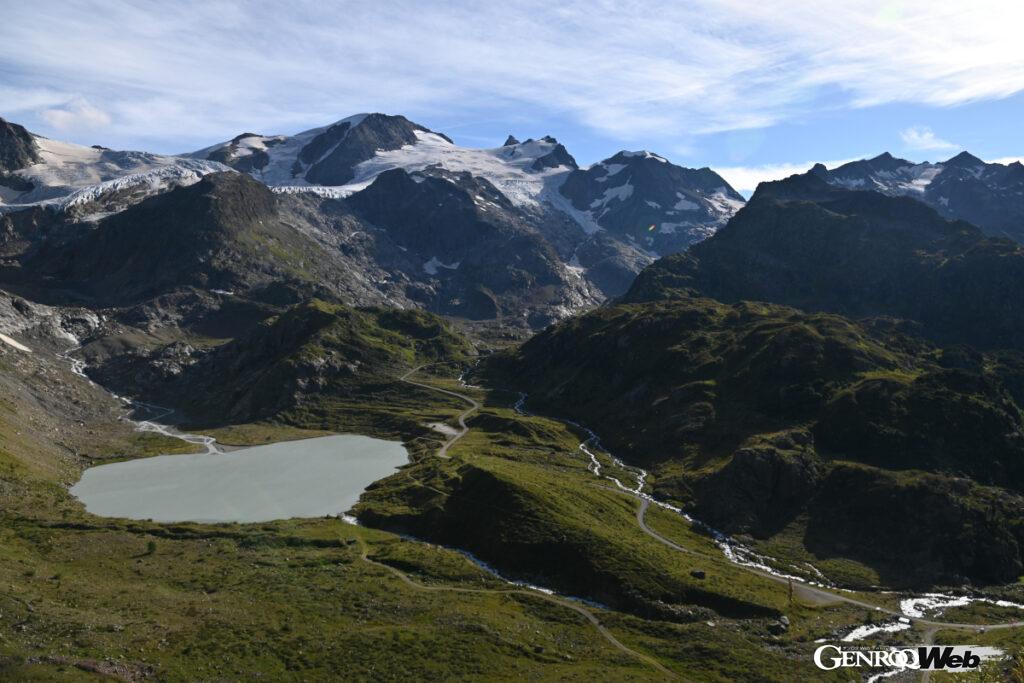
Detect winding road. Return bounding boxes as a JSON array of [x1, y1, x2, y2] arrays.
[[391, 364, 1024, 680], [371, 365, 673, 676], [356, 535, 673, 677], [399, 364, 480, 459]]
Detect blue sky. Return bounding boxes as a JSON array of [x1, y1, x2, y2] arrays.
[[2, 0, 1022, 193]]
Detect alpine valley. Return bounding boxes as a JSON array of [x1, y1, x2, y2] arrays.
[[5, 112, 1024, 682]]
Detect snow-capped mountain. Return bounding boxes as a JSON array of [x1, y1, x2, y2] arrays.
[[192, 115, 582, 209], [188, 113, 443, 187], [812, 152, 1024, 241], [560, 150, 745, 254], [0, 112, 765, 327], [191, 114, 741, 255], [0, 117, 228, 216]]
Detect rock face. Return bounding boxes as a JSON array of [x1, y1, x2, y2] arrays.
[[192, 113, 447, 187], [301, 114, 435, 185], [25, 172, 325, 303], [193, 116, 741, 287], [0, 117, 39, 173], [204, 132, 280, 173], [6, 166, 598, 326], [624, 172, 1024, 350], [346, 167, 594, 321], [812, 151, 1024, 242], [560, 150, 745, 255], [696, 444, 822, 537], [529, 136, 578, 171]]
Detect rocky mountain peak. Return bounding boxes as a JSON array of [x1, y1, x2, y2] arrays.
[[943, 150, 984, 168], [560, 150, 744, 255], [809, 150, 1024, 240], [0, 117, 40, 173], [809, 162, 829, 177]]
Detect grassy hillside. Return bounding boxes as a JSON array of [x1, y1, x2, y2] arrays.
[[484, 296, 1024, 587], [0, 335, 867, 681], [92, 299, 476, 431]]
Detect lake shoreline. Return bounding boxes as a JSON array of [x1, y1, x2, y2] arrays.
[[70, 434, 409, 524]]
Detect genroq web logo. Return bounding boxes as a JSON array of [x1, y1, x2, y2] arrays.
[[814, 645, 1002, 672]]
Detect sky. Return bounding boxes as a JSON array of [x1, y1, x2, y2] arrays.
[[1, 0, 1023, 194]]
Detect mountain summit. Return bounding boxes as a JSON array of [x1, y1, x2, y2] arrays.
[[810, 151, 1024, 240]]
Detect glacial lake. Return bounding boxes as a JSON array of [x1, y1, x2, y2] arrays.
[[70, 434, 408, 523]]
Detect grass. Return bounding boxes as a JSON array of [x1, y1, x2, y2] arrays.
[[93, 431, 204, 462], [203, 422, 335, 447], [0, 514, 669, 681], [0, 336, 996, 681], [746, 516, 885, 589]]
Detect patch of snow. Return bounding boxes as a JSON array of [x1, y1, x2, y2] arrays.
[[828, 161, 947, 198], [55, 164, 221, 210], [896, 163, 942, 193], [422, 256, 460, 275], [272, 185, 352, 200], [0, 332, 31, 353], [0, 185, 24, 204], [191, 114, 369, 187], [705, 191, 746, 218], [427, 422, 459, 437], [3, 136, 229, 215], [674, 193, 699, 211], [271, 131, 573, 210], [644, 199, 661, 209], [594, 182, 634, 208], [196, 123, 605, 235], [543, 181, 603, 235], [619, 150, 668, 163]]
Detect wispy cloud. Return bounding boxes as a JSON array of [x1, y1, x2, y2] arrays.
[[1, 1, 1022, 151], [39, 97, 112, 131], [900, 126, 959, 152], [714, 158, 862, 195]]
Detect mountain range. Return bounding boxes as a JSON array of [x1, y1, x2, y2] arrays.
[[6, 108, 1024, 679], [0, 113, 755, 332], [489, 164, 1024, 586], [625, 170, 1024, 350], [813, 151, 1024, 241]]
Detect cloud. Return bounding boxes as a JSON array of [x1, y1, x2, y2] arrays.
[[714, 158, 862, 194], [0, 87, 77, 114], [991, 156, 1024, 165], [1, 1, 1023, 148], [39, 98, 112, 131], [900, 126, 959, 152]]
